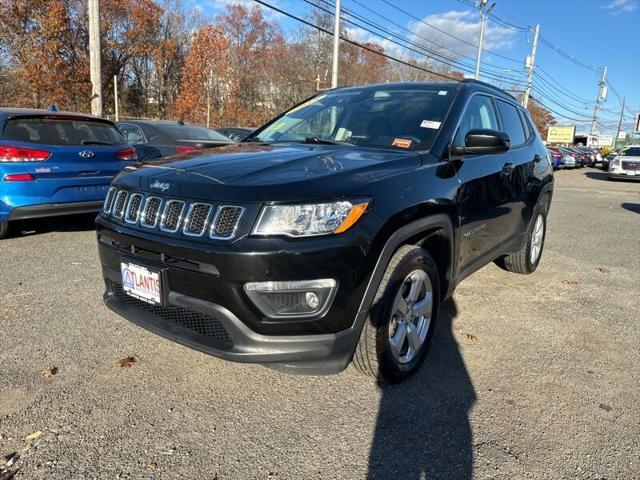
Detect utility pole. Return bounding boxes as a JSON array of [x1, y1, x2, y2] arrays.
[[331, 0, 341, 88], [523, 24, 540, 108], [113, 75, 119, 121], [475, 0, 495, 80], [589, 66, 607, 135], [614, 97, 625, 149], [88, 0, 102, 117]]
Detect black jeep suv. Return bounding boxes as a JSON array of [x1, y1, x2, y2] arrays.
[[97, 79, 553, 383]]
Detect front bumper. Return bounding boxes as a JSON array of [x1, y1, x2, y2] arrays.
[[97, 216, 377, 373], [608, 171, 640, 180]]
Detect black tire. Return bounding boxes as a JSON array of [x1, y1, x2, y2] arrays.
[[499, 203, 547, 274], [352, 245, 440, 383], [0, 221, 8, 239]]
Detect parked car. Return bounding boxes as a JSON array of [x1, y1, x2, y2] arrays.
[[547, 146, 565, 169], [116, 120, 234, 158], [558, 147, 578, 168], [0, 108, 137, 239], [214, 127, 254, 142], [602, 149, 618, 171], [97, 79, 553, 383], [565, 147, 586, 167], [608, 145, 640, 180], [574, 146, 597, 167]]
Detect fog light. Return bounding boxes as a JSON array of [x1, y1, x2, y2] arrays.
[[244, 279, 337, 319]]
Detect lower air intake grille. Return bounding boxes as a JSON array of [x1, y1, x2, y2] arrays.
[[112, 282, 232, 345], [212, 206, 244, 239]]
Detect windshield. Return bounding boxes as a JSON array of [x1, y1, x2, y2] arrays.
[[2, 117, 125, 146], [156, 125, 232, 142], [618, 146, 640, 157], [248, 86, 454, 151]]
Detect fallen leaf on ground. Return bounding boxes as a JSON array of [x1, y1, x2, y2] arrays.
[[599, 403, 612, 412], [597, 267, 609, 273], [41, 367, 58, 379], [147, 463, 157, 471], [25, 431, 43, 441], [562, 279, 578, 285], [116, 356, 136, 368], [466, 334, 479, 345]]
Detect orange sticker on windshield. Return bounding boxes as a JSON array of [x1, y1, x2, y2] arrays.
[[392, 138, 412, 149]]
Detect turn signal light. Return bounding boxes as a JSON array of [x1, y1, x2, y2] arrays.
[[0, 146, 50, 163], [4, 173, 35, 182], [176, 145, 202, 154]]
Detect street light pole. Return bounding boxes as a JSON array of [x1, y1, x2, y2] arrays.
[[475, 1, 495, 80], [523, 24, 540, 108], [88, 0, 102, 117], [331, 0, 341, 89]]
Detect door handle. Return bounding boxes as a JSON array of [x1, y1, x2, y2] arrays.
[[501, 163, 514, 175]]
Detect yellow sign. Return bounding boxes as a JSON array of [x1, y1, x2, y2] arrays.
[[546, 125, 576, 144]]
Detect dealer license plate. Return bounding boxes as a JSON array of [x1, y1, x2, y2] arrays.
[[627, 171, 636, 176], [120, 261, 162, 305]]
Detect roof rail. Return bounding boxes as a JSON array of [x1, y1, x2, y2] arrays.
[[459, 78, 518, 101]]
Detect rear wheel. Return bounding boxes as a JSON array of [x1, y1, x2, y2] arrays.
[[499, 207, 547, 274], [0, 221, 9, 239], [352, 245, 440, 383]]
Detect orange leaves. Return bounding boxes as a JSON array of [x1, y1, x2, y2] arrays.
[[116, 356, 137, 368]]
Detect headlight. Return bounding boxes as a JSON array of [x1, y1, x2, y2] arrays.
[[253, 200, 369, 237], [611, 158, 621, 168]]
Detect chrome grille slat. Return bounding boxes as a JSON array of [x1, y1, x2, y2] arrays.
[[160, 200, 186, 233], [124, 193, 143, 224], [103, 187, 116, 214], [106, 190, 242, 240], [211, 206, 244, 239], [112, 190, 128, 219], [140, 196, 162, 228], [183, 203, 213, 237]]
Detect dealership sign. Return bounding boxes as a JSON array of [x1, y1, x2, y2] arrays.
[[546, 125, 576, 144]]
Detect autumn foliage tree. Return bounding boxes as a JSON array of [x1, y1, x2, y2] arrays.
[[170, 25, 228, 125]]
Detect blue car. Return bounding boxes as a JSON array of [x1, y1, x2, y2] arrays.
[[0, 109, 137, 238]]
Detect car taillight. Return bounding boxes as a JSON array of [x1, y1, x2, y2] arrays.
[[0, 146, 50, 163], [4, 173, 35, 181], [116, 146, 138, 161], [176, 145, 202, 154]]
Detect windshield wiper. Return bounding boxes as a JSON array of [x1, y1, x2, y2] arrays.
[[80, 140, 115, 146], [301, 137, 354, 146]]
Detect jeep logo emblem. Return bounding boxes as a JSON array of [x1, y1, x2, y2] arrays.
[[79, 150, 94, 158], [150, 180, 171, 192]]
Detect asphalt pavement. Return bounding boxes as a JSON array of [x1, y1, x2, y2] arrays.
[[1, 168, 639, 479]]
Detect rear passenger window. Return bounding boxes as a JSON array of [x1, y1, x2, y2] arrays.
[[496, 100, 527, 146], [518, 109, 534, 139], [454, 95, 498, 146]]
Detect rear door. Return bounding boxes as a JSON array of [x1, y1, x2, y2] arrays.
[[1, 115, 135, 203], [454, 94, 513, 272]]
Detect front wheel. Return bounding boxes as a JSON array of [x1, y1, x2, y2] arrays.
[[352, 245, 440, 383], [0, 221, 9, 239]]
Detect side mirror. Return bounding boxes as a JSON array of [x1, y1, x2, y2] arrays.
[[452, 129, 510, 156]]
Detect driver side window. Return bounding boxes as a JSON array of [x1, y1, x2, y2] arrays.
[[454, 95, 498, 146]]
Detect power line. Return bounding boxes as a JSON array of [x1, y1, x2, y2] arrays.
[[253, 0, 460, 80], [538, 37, 600, 73]]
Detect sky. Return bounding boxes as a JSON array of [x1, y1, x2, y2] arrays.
[[192, 0, 640, 135]]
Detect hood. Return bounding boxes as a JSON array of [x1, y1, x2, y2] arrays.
[[114, 143, 421, 202]]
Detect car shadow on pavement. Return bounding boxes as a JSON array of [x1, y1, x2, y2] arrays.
[[584, 171, 609, 181], [367, 299, 475, 479], [8, 213, 97, 238], [621, 202, 640, 214]]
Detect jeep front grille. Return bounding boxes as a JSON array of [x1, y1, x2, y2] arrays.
[[125, 193, 143, 224], [211, 206, 244, 239], [103, 187, 116, 214], [113, 190, 128, 219], [104, 189, 243, 241]]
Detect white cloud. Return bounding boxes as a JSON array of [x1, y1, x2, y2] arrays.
[[600, 0, 638, 14], [345, 10, 515, 68]]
